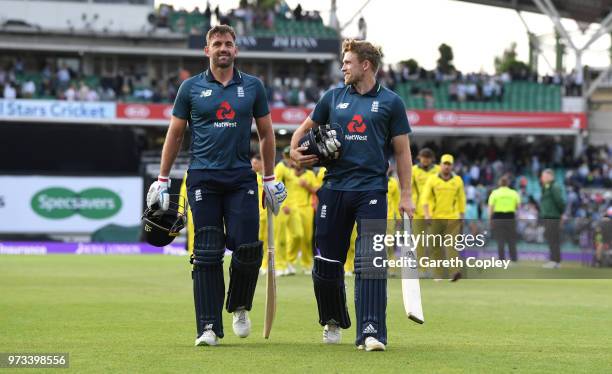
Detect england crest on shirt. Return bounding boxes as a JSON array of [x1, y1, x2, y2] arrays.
[[371, 101, 379, 112]]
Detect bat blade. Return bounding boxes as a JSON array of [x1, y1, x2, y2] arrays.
[[401, 214, 424, 324], [263, 209, 276, 338]]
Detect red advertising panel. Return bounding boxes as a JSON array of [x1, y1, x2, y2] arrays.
[[116, 103, 586, 130], [116, 103, 172, 120], [405, 110, 586, 129]]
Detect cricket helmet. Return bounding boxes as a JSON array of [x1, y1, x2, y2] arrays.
[[298, 123, 343, 166], [141, 196, 186, 247]]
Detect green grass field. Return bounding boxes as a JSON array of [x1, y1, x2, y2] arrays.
[[1, 255, 612, 373]]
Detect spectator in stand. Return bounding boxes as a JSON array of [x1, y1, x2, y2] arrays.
[[100, 86, 116, 101], [357, 16, 367, 40], [482, 79, 496, 101], [158, 4, 170, 28], [465, 81, 478, 101], [214, 5, 221, 24], [448, 82, 458, 101], [3, 83, 16, 99], [424, 90, 435, 109], [41, 63, 53, 96], [277, 1, 290, 18], [293, 3, 303, 20], [21, 79, 36, 98], [14, 58, 24, 75], [456, 81, 467, 102], [77, 82, 90, 101], [57, 64, 71, 91], [204, 3, 212, 30], [86, 86, 99, 101], [64, 84, 77, 101]]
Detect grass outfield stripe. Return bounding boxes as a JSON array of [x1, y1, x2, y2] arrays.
[[1, 255, 611, 373]]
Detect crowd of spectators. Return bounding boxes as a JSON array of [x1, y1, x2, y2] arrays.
[[0, 57, 335, 106], [415, 139, 612, 223], [0, 55, 601, 107], [378, 61, 590, 106], [0, 60, 184, 103], [265, 75, 334, 108], [566, 144, 612, 189], [157, 1, 324, 36]]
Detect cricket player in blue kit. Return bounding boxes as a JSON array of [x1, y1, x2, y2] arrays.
[[291, 39, 415, 351], [147, 25, 287, 347]]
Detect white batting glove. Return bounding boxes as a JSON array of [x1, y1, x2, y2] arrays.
[[146, 175, 171, 211], [322, 129, 341, 159], [262, 175, 287, 215]]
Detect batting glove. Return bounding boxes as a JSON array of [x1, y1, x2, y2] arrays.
[[321, 128, 341, 160], [146, 175, 171, 211], [262, 175, 287, 215]]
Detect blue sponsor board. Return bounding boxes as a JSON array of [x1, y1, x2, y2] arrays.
[[0, 99, 115, 120]]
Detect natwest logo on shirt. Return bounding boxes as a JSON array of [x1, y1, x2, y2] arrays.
[[347, 114, 366, 133], [216, 101, 236, 120], [214, 101, 238, 128], [345, 114, 368, 141]]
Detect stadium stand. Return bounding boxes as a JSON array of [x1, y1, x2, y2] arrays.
[[160, 2, 337, 39], [393, 80, 561, 112], [2, 57, 568, 112]]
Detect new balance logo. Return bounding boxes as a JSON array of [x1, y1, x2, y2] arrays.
[[363, 324, 377, 334], [369, 199, 378, 205], [320, 204, 327, 218], [195, 189, 202, 202], [371, 100, 379, 112], [336, 102, 349, 109], [237, 86, 244, 97], [247, 189, 255, 195], [200, 89, 212, 98]]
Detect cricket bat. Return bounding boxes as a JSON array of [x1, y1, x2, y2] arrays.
[[263, 208, 276, 338], [401, 213, 424, 324]]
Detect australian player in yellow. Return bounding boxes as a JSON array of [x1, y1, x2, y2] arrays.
[[412, 148, 440, 217], [251, 153, 270, 273], [179, 172, 195, 256], [273, 147, 297, 275], [387, 172, 400, 222], [422, 154, 466, 281], [411, 148, 440, 271], [284, 164, 317, 272], [386, 168, 401, 266]]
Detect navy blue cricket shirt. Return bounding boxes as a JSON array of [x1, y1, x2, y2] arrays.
[[173, 68, 269, 170], [310, 82, 411, 191]]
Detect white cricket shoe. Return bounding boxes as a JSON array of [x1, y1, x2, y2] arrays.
[[363, 336, 386, 351], [542, 261, 561, 269], [232, 309, 251, 338], [287, 263, 296, 275], [195, 329, 219, 346], [323, 324, 341, 344]]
